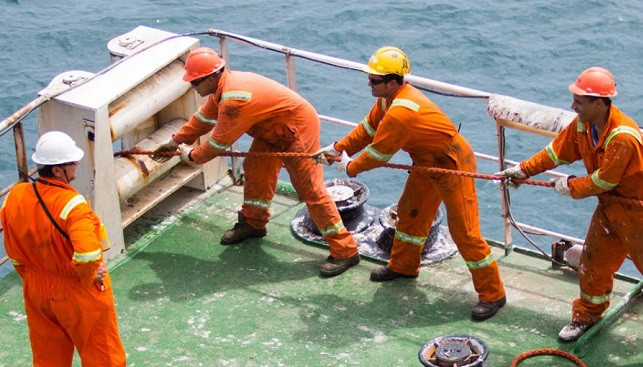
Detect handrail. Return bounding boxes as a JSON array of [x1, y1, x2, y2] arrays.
[[0, 96, 48, 138], [1, 28, 639, 285], [206, 28, 492, 99]]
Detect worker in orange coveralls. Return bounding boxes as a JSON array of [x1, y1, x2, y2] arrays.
[[153, 47, 360, 277], [0, 131, 126, 366], [314, 47, 506, 320], [498, 67, 643, 341]]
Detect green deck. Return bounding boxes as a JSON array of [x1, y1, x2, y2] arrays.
[[1, 184, 641, 366]]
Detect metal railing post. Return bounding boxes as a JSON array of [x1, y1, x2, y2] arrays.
[[496, 122, 513, 255], [218, 37, 242, 183], [13, 122, 29, 183], [285, 54, 297, 92]]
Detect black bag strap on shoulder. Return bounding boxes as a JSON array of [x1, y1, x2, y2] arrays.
[[31, 182, 70, 241]]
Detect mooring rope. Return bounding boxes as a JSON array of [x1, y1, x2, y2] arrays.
[[114, 149, 551, 186], [113, 149, 642, 206], [511, 348, 586, 367]]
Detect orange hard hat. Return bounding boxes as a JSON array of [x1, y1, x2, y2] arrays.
[[568, 67, 617, 97], [182, 47, 226, 82]]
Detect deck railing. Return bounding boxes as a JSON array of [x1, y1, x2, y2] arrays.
[[0, 29, 637, 284]]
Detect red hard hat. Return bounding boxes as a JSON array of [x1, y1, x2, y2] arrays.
[[182, 47, 225, 82], [568, 67, 617, 97]]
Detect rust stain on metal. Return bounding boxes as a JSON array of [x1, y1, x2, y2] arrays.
[[123, 155, 150, 180], [137, 159, 150, 179], [108, 100, 129, 117]]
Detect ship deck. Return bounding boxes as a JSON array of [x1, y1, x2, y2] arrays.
[[0, 184, 641, 366]]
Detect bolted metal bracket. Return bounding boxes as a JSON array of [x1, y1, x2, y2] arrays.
[[118, 36, 144, 50]]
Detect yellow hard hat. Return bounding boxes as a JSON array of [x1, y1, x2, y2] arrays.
[[363, 46, 410, 76]]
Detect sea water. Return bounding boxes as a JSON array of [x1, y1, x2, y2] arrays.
[[0, 0, 640, 276]]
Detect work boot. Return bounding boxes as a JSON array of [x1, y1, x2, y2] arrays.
[[320, 253, 361, 277], [220, 212, 267, 245], [558, 321, 592, 342], [471, 296, 507, 321], [370, 266, 418, 282]]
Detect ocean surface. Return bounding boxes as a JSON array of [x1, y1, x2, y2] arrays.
[[1, 0, 640, 277]]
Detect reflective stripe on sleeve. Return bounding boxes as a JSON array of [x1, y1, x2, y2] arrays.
[[319, 221, 346, 237], [545, 142, 570, 166], [365, 145, 393, 162], [591, 169, 617, 190], [604, 126, 642, 147], [72, 249, 101, 263], [243, 198, 270, 210], [466, 253, 496, 270], [221, 90, 252, 102], [10, 258, 21, 266], [209, 137, 230, 150], [196, 107, 217, 125], [60, 195, 87, 220], [361, 117, 376, 138], [390, 98, 420, 112], [581, 291, 610, 305], [395, 230, 426, 246]]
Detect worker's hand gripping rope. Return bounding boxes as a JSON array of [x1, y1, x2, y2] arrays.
[[152, 138, 179, 163], [495, 165, 527, 188], [312, 143, 341, 165]]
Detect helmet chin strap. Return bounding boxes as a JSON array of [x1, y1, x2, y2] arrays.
[[56, 165, 72, 184], [63, 169, 72, 184]]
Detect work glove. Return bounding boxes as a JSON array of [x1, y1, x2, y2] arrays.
[[312, 143, 341, 165], [179, 144, 197, 167], [551, 176, 571, 196], [336, 151, 353, 173], [495, 165, 527, 188], [152, 138, 179, 163]]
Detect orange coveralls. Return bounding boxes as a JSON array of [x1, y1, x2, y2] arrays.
[[173, 70, 358, 259], [0, 178, 125, 366], [521, 105, 643, 325], [335, 83, 505, 303]]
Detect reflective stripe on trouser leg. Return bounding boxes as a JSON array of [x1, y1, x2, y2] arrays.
[[388, 171, 441, 276], [283, 153, 358, 259], [572, 204, 631, 324], [241, 141, 283, 229]]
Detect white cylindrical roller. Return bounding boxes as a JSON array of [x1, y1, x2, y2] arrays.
[[566, 244, 584, 268], [487, 94, 577, 133], [114, 118, 187, 202], [109, 60, 189, 141]]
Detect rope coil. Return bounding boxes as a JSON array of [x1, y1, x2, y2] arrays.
[[510, 348, 586, 367]]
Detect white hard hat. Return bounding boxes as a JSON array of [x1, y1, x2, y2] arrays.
[[32, 131, 84, 165]]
